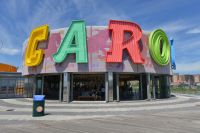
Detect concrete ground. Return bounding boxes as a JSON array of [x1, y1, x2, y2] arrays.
[[0, 94, 200, 133]]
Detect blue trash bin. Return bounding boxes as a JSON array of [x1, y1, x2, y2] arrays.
[[32, 95, 45, 117]]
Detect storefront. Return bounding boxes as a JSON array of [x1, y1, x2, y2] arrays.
[[0, 63, 33, 98], [22, 20, 174, 102]]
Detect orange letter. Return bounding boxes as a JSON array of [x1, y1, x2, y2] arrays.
[[25, 25, 49, 66]]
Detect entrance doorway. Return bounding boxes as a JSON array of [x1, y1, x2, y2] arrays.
[[43, 75, 60, 100], [119, 74, 140, 100], [72, 74, 105, 101]]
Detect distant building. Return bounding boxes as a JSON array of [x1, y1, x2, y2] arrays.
[[0, 63, 32, 98], [0, 63, 17, 72], [194, 75, 200, 83], [171, 73, 200, 86]]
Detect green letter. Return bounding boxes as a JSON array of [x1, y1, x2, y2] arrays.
[[149, 29, 170, 66], [53, 20, 88, 63]]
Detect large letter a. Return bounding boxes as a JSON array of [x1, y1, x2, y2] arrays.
[[53, 20, 88, 63]]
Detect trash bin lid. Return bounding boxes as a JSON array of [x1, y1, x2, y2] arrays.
[[33, 95, 45, 101]]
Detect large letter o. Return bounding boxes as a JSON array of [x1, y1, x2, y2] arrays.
[[149, 29, 170, 66]]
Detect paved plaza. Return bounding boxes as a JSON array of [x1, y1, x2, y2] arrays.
[[0, 94, 200, 133]]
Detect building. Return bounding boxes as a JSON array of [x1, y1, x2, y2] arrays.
[[0, 63, 17, 72], [171, 73, 200, 86], [22, 20, 172, 103], [0, 63, 32, 98], [194, 75, 200, 84]]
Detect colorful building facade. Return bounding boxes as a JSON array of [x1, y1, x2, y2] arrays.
[[22, 20, 173, 102]]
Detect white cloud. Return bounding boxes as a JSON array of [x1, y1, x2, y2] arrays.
[[72, 0, 130, 25], [175, 61, 200, 74], [186, 27, 200, 34], [16, 0, 130, 36], [26, 1, 78, 34], [128, 1, 175, 18], [153, 20, 192, 33], [0, 0, 74, 57], [176, 38, 200, 53], [0, 47, 20, 55], [0, 24, 20, 56]]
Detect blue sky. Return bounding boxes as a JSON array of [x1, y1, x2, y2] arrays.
[[0, 0, 199, 74]]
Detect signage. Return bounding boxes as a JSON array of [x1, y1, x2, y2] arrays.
[[24, 20, 173, 68], [149, 29, 170, 66], [106, 20, 144, 64], [25, 25, 49, 67], [53, 20, 88, 63]]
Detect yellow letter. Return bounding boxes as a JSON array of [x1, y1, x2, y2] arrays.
[[25, 25, 49, 66]]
